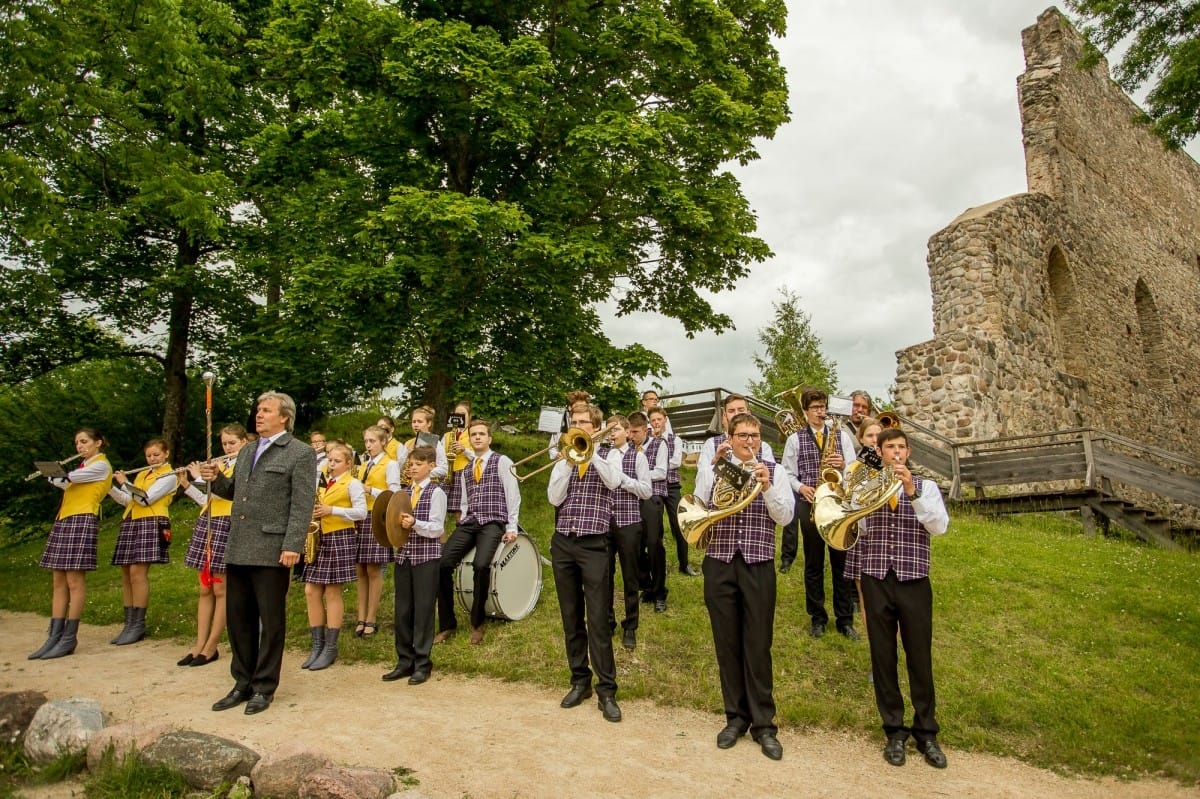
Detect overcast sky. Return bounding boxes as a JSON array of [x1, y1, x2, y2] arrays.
[[600, 2, 1200, 406]]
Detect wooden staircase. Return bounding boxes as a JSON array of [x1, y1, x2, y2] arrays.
[[900, 422, 1200, 550]]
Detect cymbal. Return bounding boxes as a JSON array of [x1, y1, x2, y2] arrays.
[[371, 490, 394, 548], [385, 489, 413, 549]]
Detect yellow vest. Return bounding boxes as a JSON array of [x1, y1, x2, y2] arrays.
[[358, 455, 392, 511], [319, 472, 357, 534], [384, 438, 399, 461], [56, 455, 113, 520], [204, 460, 236, 518], [124, 464, 176, 520]]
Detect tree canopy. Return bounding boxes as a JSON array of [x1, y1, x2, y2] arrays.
[[747, 288, 838, 400], [1, 0, 789, 458], [1068, 0, 1200, 146]]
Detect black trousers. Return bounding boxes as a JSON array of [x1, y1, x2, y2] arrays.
[[665, 482, 690, 570], [781, 491, 801, 566], [225, 564, 291, 698], [552, 533, 617, 697], [394, 559, 439, 674], [703, 554, 777, 739], [437, 520, 504, 631], [607, 521, 643, 631], [861, 571, 939, 743], [798, 498, 855, 629], [641, 496, 667, 600]]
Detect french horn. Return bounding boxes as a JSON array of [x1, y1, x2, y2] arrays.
[[813, 447, 902, 550], [678, 459, 763, 551]]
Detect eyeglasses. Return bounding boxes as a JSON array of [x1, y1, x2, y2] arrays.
[[733, 433, 761, 441], [806, 405, 827, 412]]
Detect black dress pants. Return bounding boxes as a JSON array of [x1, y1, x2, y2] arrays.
[[225, 564, 291, 697], [665, 482, 690, 570], [607, 521, 643, 631], [861, 570, 939, 743], [703, 553, 777, 739], [552, 533, 617, 697], [799, 498, 855, 629], [437, 520, 504, 631], [641, 496, 667, 600], [394, 559, 439, 673]]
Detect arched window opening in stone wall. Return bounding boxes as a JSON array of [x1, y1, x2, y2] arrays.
[[1046, 245, 1086, 379], [1134, 277, 1169, 391]]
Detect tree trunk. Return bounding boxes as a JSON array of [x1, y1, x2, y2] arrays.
[[421, 337, 455, 426], [161, 239, 198, 462]]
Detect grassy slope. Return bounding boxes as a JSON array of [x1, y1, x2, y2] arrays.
[[2, 431, 1197, 783]]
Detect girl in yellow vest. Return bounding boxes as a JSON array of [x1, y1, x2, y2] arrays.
[[108, 438, 177, 646], [355, 425, 401, 638], [29, 427, 114, 660], [443, 400, 472, 524], [377, 415, 400, 461], [177, 423, 248, 667], [303, 443, 367, 670]]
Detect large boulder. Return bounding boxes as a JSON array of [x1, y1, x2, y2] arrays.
[[250, 742, 332, 798], [141, 730, 260, 791], [0, 690, 48, 745], [86, 721, 172, 771], [23, 697, 104, 763], [299, 765, 395, 799]]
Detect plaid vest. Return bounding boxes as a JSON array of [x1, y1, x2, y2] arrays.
[[396, 482, 443, 565], [463, 453, 508, 526], [857, 476, 933, 581], [611, 446, 642, 527], [665, 434, 681, 484], [644, 436, 668, 497], [793, 425, 842, 488], [704, 461, 780, 565], [556, 464, 614, 537]]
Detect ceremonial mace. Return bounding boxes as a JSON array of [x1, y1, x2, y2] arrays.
[[199, 371, 221, 587]]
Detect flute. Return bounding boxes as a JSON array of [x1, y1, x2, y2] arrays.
[[24, 453, 84, 481]]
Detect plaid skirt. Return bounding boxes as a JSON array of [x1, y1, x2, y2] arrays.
[[183, 514, 231, 573], [111, 516, 170, 565], [356, 517, 392, 564], [40, 514, 99, 571], [303, 527, 357, 585]]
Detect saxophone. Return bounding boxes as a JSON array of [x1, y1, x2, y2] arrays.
[[304, 490, 322, 563]]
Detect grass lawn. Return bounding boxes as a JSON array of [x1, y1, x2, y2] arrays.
[[2, 430, 1197, 784]]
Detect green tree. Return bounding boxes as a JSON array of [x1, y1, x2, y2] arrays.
[[748, 288, 838, 400], [252, 0, 789, 419], [1068, 0, 1200, 146]]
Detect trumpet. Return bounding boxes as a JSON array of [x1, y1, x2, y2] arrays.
[[510, 423, 618, 482], [24, 453, 85, 481]]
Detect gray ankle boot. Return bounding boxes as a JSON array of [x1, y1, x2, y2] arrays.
[[110, 606, 133, 644], [300, 626, 325, 669], [113, 607, 146, 646], [308, 627, 341, 671], [29, 618, 65, 659], [42, 619, 79, 659]]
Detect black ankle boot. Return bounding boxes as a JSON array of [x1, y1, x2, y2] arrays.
[[300, 626, 325, 669], [29, 618, 65, 659], [110, 606, 133, 644], [42, 619, 79, 659], [113, 607, 146, 646]]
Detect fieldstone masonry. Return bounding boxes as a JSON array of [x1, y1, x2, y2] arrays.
[[895, 7, 1200, 453]]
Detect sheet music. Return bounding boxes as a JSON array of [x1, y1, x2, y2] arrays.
[[538, 406, 565, 434]]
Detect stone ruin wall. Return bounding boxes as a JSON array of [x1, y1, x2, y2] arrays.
[[896, 7, 1200, 461]]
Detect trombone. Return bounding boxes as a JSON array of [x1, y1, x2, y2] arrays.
[[510, 423, 617, 482]]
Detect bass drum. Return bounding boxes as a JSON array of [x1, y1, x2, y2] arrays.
[[454, 529, 543, 621]]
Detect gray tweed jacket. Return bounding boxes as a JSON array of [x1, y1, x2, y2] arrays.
[[210, 432, 318, 567]]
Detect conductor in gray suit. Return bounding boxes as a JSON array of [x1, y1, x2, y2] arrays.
[[200, 391, 317, 715]]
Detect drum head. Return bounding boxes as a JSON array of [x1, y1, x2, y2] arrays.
[[385, 489, 413, 549], [453, 531, 543, 621], [371, 490, 394, 548]]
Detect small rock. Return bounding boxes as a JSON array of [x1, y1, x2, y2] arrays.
[[141, 730, 259, 791], [252, 742, 332, 798], [86, 721, 172, 771], [0, 690, 48, 745], [300, 765, 395, 799]]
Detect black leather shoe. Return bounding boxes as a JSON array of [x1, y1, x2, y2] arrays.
[[177, 652, 195, 667], [211, 688, 251, 712], [920, 739, 948, 769], [244, 692, 272, 715], [190, 651, 219, 667], [757, 733, 783, 760], [716, 725, 745, 749], [884, 736, 907, 766], [778, 561, 792, 574], [810, 622, 825, 639], [382, 665, 414, 682], [839, 626, 860, 641], [407, 670, 430, 685], [622, 628, 636, 650], [598, 695, 622, 722], [681, 564, 699, 577], [560, 684, 593, 708], [654, 599, 667, 613]]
